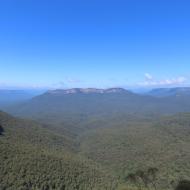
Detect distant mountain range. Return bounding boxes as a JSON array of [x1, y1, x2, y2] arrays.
[[1, 87, 190, 189], [46, 87, 130, 95], [146, 87, 190, 97], [43, 87, 190, 97], [0, 89, 45, 107], [3, 87, 190, 133], [1, 87, 190, 106]]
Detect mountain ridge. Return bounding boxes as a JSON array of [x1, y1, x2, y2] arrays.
[[4, 86, 190, 131], [46, 87, 131, 95], [147, 87, 190, 97]]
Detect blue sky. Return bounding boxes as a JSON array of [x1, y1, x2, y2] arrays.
[[0, 0, 190, 89]]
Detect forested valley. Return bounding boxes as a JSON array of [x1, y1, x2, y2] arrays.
[[0, 88, 190, 190]]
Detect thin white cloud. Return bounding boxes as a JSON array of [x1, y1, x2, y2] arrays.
[[145, 73, 153, 80], [66, 78, 81, 84], [0, 81, 50, 90], [51, 78, 82, 89], [51, 81, 65, 89], [139, 74, 187, 87], [0, 78, 83, 90]]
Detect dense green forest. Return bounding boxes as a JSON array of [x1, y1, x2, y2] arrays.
[[79, 114, 190, 189], [1, 89, 190, 190], [0, 111, 117, 190], [1, 110, 190, 190]]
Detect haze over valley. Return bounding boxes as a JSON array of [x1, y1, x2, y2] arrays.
[[1, 0, 190, 189]]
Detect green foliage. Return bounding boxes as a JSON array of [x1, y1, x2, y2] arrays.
[[175, 180, 190, 190], [7, 90, 190, 124], [126, 168, 159, 190], [79, 115, 190, 189], [1, 88, 190, 190], [0, 111, 117, 190], [0, 124, 3, 135]]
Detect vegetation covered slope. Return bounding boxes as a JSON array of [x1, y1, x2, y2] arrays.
[[0, 111, 117, 190], [78, 114, 190, 189], [1, 88, 190, 190], [6, 89, 190, 131], [146, 87, 190, 97]]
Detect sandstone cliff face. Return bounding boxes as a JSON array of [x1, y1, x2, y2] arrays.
[[46, 88, 129, 95]]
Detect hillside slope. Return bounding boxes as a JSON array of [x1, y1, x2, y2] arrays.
[[6, 88, 190, 134], [0, 111, 117, 190], [79, 113, 190, 189], [146, 87, 190, 97]]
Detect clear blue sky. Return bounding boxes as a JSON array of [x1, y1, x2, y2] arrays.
[[0, 0, 190, 89]]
